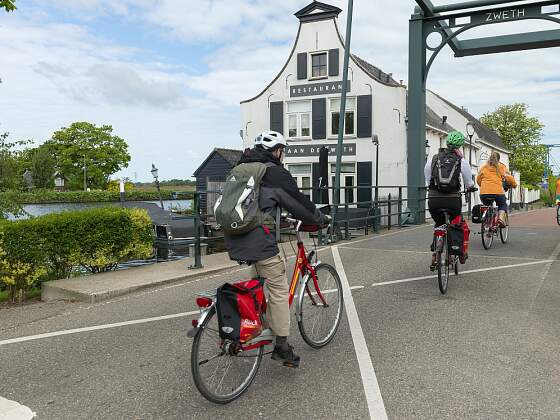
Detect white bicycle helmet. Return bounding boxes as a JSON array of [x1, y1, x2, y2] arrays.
[[255, 131, 286, 150]]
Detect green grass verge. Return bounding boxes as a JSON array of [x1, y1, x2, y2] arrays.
[[0, 287, 42, 303]]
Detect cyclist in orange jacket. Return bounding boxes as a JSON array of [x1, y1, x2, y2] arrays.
[[476, 151, 517, 226]]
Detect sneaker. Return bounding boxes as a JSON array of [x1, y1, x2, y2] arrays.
[[271, 344, 300, 368]]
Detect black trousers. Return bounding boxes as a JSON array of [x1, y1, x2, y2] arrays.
[[428, 195, 462, 227]]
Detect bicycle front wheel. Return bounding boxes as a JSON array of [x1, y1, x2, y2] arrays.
[[500, 213, 509, 243], [556, 205, 560, 226], [191, 307, 263, 404], [298, 263, 344, 349], [437, 236, 449, 294], [481, 215, 494, 250]]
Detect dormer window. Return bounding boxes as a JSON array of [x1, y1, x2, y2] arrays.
[[311, 52, 327, 78]]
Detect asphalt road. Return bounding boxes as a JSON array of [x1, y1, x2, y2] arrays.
[[1, 208, 559, 419]]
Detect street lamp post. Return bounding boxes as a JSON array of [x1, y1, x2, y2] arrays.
[[425, 139, 431, 162], [151, 164, 164, 210], [466, 122, 475, 219]]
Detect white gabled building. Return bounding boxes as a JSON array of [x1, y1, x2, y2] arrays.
[[241, 1, 408, 205], [239, 1, 513, 207]]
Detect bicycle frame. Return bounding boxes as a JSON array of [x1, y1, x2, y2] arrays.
[[189, 219, 327, 350], [480, 205, 499, 231]]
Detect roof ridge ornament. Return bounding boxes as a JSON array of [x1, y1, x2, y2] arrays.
[[294, 1, 342, 23]]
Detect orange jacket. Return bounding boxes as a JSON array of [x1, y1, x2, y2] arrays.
[[476, 162, 517, 195], [556, 178, 560, 195]]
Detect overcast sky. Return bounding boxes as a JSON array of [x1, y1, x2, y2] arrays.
[[1, 0, 559, 181]]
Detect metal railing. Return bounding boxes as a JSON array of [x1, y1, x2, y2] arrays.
[[187, 185, 428, 268]]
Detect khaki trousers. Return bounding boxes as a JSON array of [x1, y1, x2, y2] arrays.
[[250, 254, 290, 337]]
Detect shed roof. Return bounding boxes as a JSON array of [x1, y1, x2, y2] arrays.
[[193, 148, 243, 177]]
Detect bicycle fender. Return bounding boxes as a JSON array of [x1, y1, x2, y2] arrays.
[[295, 273, 310, 323]]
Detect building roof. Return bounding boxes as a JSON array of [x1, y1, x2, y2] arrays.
[[429, 90, 508, 151], [215, 148, 244, 166], [426, 106, 457, 133], [295, 1, 342, 23], [193, 148, 243, 177], [351, 55, 400, 87]]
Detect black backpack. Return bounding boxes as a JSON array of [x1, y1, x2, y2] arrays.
[[431, 149, 461, 193]]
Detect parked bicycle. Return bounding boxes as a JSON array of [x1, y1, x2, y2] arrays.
[[556, 201, 560, 226], [480, 202, 509, 249], [188, 216, 343, 404]]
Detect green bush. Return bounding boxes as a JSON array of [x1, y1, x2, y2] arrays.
[[0, 207, 153, 302], [0, 189, 192, 204]]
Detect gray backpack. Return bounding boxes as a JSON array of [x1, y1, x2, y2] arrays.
[[214, 162, 275, 235]]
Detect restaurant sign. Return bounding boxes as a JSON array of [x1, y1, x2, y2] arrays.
[[290, 81, 351, 98], [285, 143, 356, 157]]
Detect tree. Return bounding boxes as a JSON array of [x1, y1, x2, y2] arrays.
[[31, 144, 57, 189], [0, 132, 30, 191], [49, 122, 131, 190], [480, 103, 546, 185], [0, 0, 16, 12]]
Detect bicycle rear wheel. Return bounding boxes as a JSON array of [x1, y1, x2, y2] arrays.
[[191, 307, 263, 404], [437, 236, 449, 294], [556, 205, 560, 226], [500, 213, 509, 243], [481, 214, 494, 250], [454, 258, 459, 276], [298, 263, 343, 349]]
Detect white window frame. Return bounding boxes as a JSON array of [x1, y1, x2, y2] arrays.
[[309, 51, 328, 80], [288, 164, 312, 199], [329, 162, 356, 205], [329, 97, 356, 138], [286, 100, 312, 140]]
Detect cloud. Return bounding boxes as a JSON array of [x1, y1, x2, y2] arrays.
[[3, 0, 560, 179]]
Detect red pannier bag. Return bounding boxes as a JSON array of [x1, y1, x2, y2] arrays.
[[449, 216, 470, 261], [216, 277, 266, 343]]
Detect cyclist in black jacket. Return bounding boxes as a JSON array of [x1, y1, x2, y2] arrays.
[[224, 131, 329, 368]]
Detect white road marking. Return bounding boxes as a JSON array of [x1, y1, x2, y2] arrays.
[[338, 246, 547, 261], [332, 246, 388, 420], [0, 396, 35, 419], [0, 311, 198, 347], [370, 260, 553, 287]]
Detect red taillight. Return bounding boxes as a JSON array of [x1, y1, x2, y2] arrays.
[[196, 297, 212, 308], [192, 319, 198, 327], [434, 229, 446, 237]]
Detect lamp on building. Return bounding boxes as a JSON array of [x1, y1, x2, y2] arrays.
[[245, 121, 252, 140], [151, 163, 164, 210]]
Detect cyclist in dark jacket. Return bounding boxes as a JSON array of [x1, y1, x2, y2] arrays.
[[224, 131, 329, 368]]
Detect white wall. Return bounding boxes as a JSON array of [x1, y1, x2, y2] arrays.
[[240, 17, 408, 189]]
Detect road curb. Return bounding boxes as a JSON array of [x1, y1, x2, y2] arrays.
[[41, 262, 238, 304]]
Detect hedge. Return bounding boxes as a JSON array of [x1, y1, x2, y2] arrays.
[[0, 207, 153, 303], [0, 189, 193, 204]]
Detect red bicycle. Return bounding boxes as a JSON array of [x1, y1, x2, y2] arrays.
[[188, 216, 343, 404], [480, 203, 509, 249]]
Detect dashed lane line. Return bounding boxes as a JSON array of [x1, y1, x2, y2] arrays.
[[0, 396, 35, 419], [369, 259, 553, 288]]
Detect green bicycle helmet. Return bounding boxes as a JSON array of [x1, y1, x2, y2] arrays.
[[446, 131, 466, 149]]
